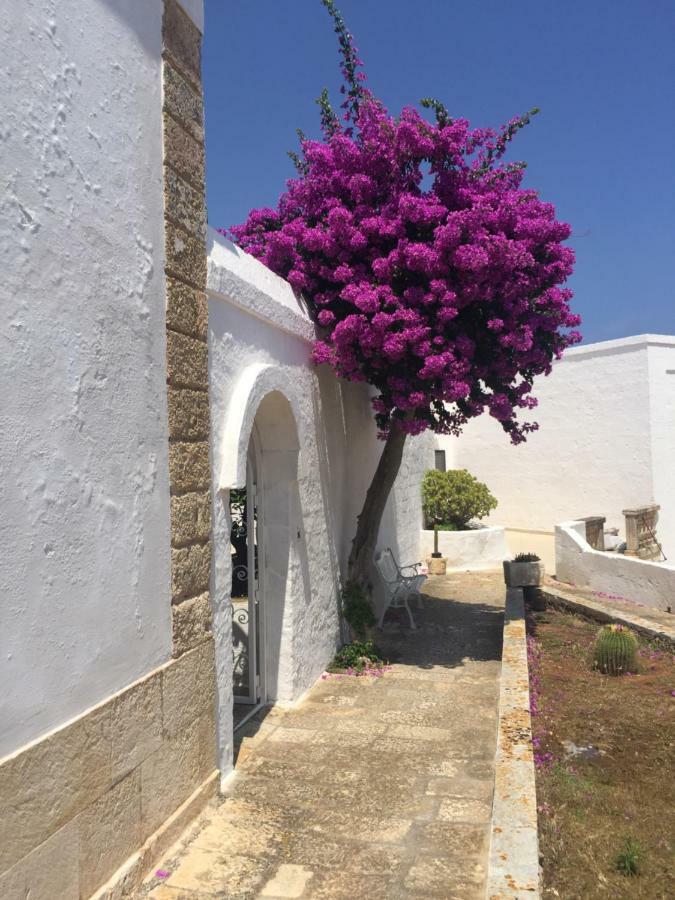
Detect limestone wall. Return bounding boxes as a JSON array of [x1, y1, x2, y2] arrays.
[[0, 2, 218, 897], [555, 521, 675, 612], [438, 335, 675, 561], [0, 0, 173, 759], [0, 642, 217, 900]]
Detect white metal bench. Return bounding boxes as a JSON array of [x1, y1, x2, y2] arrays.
[[375, 548, 427, 630]]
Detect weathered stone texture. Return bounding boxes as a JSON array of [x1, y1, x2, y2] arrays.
[[143, 574, 505, 900], [163, 63, 203, 142], [0, 820, 79, 900], [166, 330, 208, 391], [167, 386, 209, 441], [163, 114, 205, 192], [172, 592, 212, 657], [163, 0, 201, 88], [164, 166, 206, 241], [140, 711, 215, 840], [0, 639, 218, 899], [162, 640, 215, 739], [171, 491, 211, 546], [168, 441, 210, 494], [164, 221, 207, 289], [165, 277, 208, 340], [110, 673, 164, 782], [0, 704, 112, 873], [171, 540, 211, 601], [77, 770, 142, 898]]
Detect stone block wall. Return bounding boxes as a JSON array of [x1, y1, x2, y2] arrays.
[[162, 0, 214, 658], [0, 642, 218, 900], [0, 4, 218, 898]]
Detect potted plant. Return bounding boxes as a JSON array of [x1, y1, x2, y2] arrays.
[[421, 469, 505, 571], [503, 552, 544, 588], [428, 524, 447, 575]]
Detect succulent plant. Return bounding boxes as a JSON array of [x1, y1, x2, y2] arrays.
[[592, 624, 638, 676], [514, 552, 541, 562]]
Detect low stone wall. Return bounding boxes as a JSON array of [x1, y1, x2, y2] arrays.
[[556, 521, 675, 613], [0, 641, 217, 900], [486, 588, 540, 899], [420, 525, 508, 571], [542, 584, 675, 649]]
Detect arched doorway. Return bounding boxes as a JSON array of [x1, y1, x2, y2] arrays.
[[213, 384, 302, 777]]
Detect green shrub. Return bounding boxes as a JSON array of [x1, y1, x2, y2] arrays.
[[341, 582, 376, 638], [329, 640, 386, 673], [515, 552, 541, 562], [422, 468, 497, 530], [592, 624, 638, 676]]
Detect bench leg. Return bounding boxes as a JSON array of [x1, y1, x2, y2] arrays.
[[403, 596, 417, 630]]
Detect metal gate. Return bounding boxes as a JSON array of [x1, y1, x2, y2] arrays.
[[230, 460, 260, 706]]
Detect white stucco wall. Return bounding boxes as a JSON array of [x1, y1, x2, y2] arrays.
[[647, 343, 675, 564], [207, 231, 430, 773], [555, 522, 675, 612], [420, 526, 509, 571], [438, 336, 675, 560], [0, 0, 172, 758]]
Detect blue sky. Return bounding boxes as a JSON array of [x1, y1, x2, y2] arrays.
[[203, 0, 675, 344]]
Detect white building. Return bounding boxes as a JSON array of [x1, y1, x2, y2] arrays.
[[439, 334, 675, 570], [2, 2, 672, 898], [0, 3, 427, 898]]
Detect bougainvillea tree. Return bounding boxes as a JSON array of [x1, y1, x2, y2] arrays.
[[226, 0, 580, 607]]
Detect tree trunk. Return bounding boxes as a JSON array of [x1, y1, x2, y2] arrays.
[[347, 421, 408, 590]]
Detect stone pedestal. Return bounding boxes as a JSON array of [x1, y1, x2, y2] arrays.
[[622, 505, 661, 559], [581, 516, 606, 551]]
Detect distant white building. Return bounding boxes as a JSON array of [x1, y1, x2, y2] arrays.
[[438, 334, 675, 570]]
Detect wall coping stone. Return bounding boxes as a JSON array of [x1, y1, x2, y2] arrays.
[[559, 333, 675, 362], [541, 583, 675, 648], [207, 228, 316, 344], [175, 0, 204, 33], [486, 588, 540, 899]]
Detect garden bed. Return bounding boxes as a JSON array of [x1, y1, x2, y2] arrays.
[[528, 607, 674, 898]]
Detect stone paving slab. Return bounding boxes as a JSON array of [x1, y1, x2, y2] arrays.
[[136, 572, 504, 900]]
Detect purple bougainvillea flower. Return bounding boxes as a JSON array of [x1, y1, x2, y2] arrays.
[[224, 2, 579, 444]]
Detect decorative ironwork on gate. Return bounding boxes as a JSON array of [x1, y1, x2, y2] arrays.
[[230, 488, 249, 694]]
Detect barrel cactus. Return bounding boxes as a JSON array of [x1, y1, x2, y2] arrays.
[[592, 624, 638, 675]]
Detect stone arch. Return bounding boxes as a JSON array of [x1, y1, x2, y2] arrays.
[[212, 364, 306, 781], [218, 363, 304, 491]]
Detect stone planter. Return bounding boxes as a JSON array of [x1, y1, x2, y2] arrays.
[[420, 525, 508, 572], [503, 559, 544, 588], [427, 556, 447, 576]]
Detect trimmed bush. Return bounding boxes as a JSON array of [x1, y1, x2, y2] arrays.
[[422, 468, 497, 530]]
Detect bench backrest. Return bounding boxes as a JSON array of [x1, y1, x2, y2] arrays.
[[375, 548, 399, 584]]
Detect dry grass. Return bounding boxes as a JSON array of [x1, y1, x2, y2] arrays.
[[529, 608, 674, 899]]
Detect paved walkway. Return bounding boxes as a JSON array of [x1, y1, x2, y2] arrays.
[[140, 572, 504, 900]]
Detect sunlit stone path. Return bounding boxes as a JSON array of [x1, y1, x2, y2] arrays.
[[138, 572, 504, 900]]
